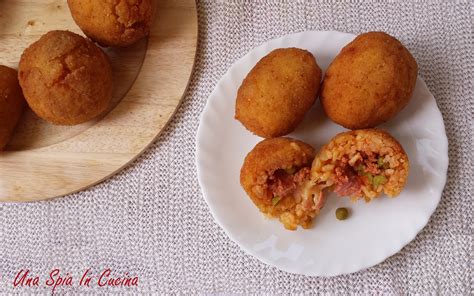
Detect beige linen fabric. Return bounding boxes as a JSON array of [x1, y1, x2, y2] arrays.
[[1, 0, 472, 294]]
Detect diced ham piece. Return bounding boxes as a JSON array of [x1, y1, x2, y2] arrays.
[[268, 170, 296, 197], [333, 165, 362, 196], [294, 167, 311, 184], [268, 167, 311, 198], [364, 160, 380, 175]]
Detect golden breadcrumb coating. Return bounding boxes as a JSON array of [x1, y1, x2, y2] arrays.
[[68, 0, 155, 47], [235, 48, 322, 138], [18, 30, 113, 125], [0, 66, 25, 150], [321, 32, 418, 129]]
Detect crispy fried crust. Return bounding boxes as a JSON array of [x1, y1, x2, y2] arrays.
[[235, 48, 322, 138], [321, 32, 418, 129], [67, 0, 155, 47], [0, 66, 25, 150], [311, 129, 409, 201], [18, 30, 113, 125], [240, 137, 318, 230]]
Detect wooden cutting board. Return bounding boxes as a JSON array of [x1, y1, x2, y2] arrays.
[[0, 0, 198, 202]]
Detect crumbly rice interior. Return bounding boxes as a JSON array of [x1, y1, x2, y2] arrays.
[[252, 166, 324, 230], [312, 135, 408, 201]]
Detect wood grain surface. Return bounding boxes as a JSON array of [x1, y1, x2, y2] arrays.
[[0, 0, 198, 201]]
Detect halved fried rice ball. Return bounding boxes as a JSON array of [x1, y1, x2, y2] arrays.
[[240, 137, 325, 230], [311, 129, 409, 202]]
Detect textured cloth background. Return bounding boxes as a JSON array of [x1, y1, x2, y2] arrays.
[[1, 0, 472, 294]]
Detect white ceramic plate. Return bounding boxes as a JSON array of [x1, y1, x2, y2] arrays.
[[196, 31, 448, 276]]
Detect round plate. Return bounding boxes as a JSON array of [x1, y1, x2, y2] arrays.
[[196, 31, 448, 276], [0, 0, 197, 201]]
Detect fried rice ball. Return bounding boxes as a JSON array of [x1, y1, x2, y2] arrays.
[[67, 0, 155, 47], [0, 66, 26, 150], [311, 129, 409, 202], [235, 48, 322, 138], [321, 32, 418, 129], [240, 137, 326, 230], [18, 30, 113, 125]]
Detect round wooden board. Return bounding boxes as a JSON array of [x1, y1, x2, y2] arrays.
[[0, 0, 198, 202]]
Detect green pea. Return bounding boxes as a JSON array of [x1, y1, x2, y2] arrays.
[[378, 156, 390, 169], [365, 172, 374, 183], [336, 207, 349, 220], [377, 157, 384, 167], [272, 196, 282, 206], [373, 175, 387, 187]]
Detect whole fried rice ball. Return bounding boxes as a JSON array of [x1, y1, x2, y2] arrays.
[[18, 30, 113, 125], [311, 129, 409, 202], [68, 0, 155, 47], [240, 137, 326, 230], [235, 48, 322, 138], [0, 66, 26, 150], [321, 32, 418, 129]]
